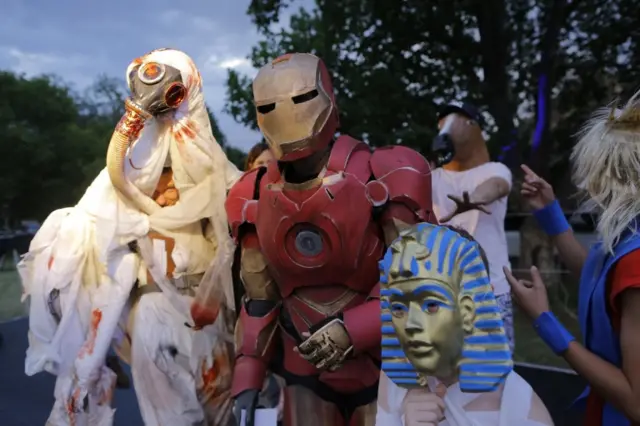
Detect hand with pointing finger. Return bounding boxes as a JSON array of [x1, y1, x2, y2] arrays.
[[503, 266, 550, 320], [520, 164, 556, 211], [439, 191, 491, 223]]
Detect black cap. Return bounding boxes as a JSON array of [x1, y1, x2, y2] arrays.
[[437, 101, 485, 129]]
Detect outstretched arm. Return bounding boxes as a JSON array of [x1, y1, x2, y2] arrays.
[[522, 164, 587, 278], [507, 255, 640, 423], [551, 230, 588, 279], [471, 176, 510, 205], [532, 200, 588, 279]]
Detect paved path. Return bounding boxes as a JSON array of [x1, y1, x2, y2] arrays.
[[0, 318, 143, 426], [1, 318, 586, 426], [515, 362, 586, 425]]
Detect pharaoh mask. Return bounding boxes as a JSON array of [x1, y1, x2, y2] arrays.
[[379, 223, 512, 392]]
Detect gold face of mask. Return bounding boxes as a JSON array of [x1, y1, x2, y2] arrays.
[[252, 53, 337, 161], [387, 279, 471, 379], [380, 223, 512, 392]]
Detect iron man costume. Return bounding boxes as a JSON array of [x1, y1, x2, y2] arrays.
[[225, 53, 436, 426]]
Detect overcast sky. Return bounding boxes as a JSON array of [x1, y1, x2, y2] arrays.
[[0, 0, 310, 151]]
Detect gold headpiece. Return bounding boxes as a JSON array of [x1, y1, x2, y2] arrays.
[[379, 223, 513, 392], [608, 101, 640, 128]]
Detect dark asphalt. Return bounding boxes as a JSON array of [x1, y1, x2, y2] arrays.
[[0, 318, 143, 426], [516, 363, 586, 425], [0, 318, 586, 426]]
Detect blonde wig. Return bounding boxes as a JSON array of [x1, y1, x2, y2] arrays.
[[571, 89, 640, 253]]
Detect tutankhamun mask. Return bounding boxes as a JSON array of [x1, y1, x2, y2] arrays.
[[379, 223, 513, 392]]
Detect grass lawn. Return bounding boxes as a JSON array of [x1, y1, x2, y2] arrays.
[[0, 267, 26, 322]]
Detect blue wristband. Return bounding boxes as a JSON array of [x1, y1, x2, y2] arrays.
[[533, 311, 575, 355], [533, 200, 570, 236]]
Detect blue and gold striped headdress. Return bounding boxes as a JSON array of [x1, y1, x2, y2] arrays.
[[379, 223, 513, 393]]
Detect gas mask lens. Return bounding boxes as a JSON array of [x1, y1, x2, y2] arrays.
[[138, 62, 166, 85], [164, 83, 186, 109]]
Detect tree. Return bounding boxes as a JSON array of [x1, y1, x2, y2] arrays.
[[206, 105, 247, 169], [74, 75, 128, 191], [225, 0, 640, 180], [225, 0, 640, 283], [0, 72, 93, 222], [77, 76, 246, 179], [0, 72, 243, 223]]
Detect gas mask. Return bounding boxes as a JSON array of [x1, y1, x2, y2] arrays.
[[127, 61, 187, 116], [106, 59, 189, 216]]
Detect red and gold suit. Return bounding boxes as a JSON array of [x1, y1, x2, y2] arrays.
[[225, 53, 436, 426]]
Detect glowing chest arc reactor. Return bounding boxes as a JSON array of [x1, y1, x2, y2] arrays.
[[294, 228, 324, 257]]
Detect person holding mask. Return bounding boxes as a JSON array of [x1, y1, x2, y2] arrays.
[[430, 101, 515, 353], [245, 142, 275, 171], [504, 92, 640, 426], [376, 223, 552, 426]]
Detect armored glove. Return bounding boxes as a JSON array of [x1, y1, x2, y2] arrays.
[[296, 315, 354, 372]]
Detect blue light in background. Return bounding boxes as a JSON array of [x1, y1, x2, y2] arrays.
[[532, 73, 548, 152], [498, 129, 518, 162]]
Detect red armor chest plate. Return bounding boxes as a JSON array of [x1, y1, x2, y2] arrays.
[[255, 170, 384, 299]]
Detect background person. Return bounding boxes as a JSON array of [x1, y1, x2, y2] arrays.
[[244, 141, 275, 171], [504, 92, 640, 426], [239, 140, 284, 422], [430, 101, 515, 353], [377, 224, 552, 426]]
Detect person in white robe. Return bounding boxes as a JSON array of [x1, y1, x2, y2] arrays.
[[430, 102, 515, 354], [376, 371, 553, 426], [375, 223, 553, 426], [18, 48, 241, 426]]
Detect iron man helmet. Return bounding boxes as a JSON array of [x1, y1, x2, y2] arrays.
[[253, 53, 340, 161]]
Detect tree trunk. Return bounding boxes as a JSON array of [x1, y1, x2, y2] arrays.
[[473, 0, 518, 165], [531, 0, 568, 178], [519, 214, 560, 286], [519, 0, 568, 286]]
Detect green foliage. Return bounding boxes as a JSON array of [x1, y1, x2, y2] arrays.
[[206, 106, 228, 147], [0, 72, 244, 223], [0, 72, 89, 221], [207, 104, 247, 169], [225, 0, 640, 185], [224, 146, 248, 170]]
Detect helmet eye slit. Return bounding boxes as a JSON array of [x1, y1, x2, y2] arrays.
[[257, 103, 276, 114], [292, 89, 319, 104]]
